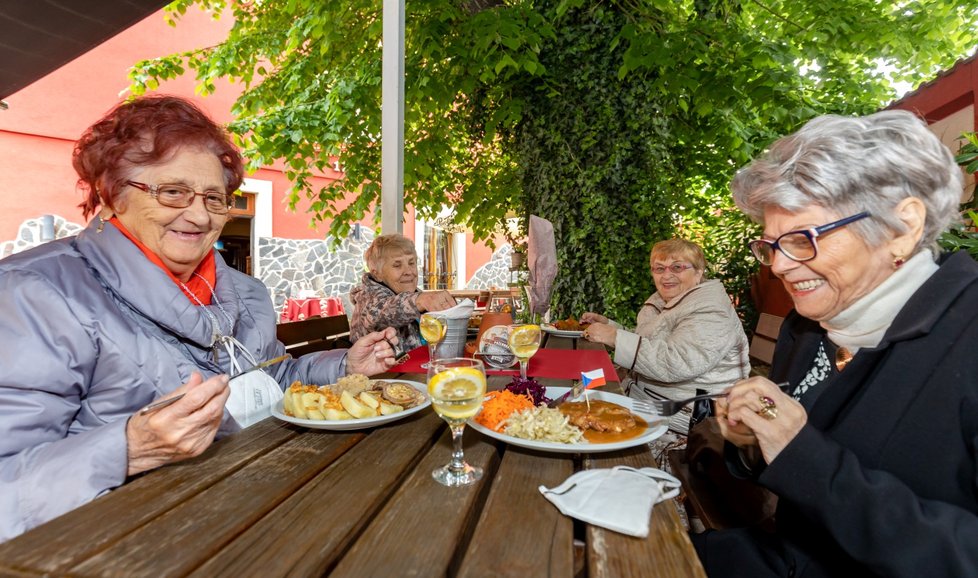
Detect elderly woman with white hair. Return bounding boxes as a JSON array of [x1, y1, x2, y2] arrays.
[[349, 234, 456, 350], [693, 110, 978, 576]]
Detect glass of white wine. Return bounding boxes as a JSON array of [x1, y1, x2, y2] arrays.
[[419, 313, 447, 369], [507, 324, 542, 380], [427, 357, 487, 487]]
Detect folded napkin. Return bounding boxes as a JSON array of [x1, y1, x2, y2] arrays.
[[437, 298, 475, 319], [539, 466, 681, 537]]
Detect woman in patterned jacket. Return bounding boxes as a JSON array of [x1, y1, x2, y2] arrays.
[[349, 234, 456, 350]]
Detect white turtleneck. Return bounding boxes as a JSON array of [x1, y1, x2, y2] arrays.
[[821, 251, 938, 354]]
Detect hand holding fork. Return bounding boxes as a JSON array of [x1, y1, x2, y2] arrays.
[[633, 382, 791, 417]]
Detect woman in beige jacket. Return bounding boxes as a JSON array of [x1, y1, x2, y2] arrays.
[[582, 238, 750, 434]]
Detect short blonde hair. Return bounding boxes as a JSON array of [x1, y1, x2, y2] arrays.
[[650, 238, 707, 272], [365, 234, 417, 273]]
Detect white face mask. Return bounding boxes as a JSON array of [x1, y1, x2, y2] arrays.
[[539, 466, 680, 538], [221, 338, 284, 428]]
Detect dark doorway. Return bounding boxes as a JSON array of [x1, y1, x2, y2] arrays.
[[219, 192, 255, 275]]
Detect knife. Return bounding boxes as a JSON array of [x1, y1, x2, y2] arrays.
[[138, 354, 291, 416], [228, 353, 291, 380], [546, 382, 585, 408]]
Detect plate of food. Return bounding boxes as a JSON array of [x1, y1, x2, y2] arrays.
[[468, 386, 667, 453], [541, 317, 590, 338], [272, 374, 430, 431]]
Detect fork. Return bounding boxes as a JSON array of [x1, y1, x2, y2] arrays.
[[637, 381, 791, 417]]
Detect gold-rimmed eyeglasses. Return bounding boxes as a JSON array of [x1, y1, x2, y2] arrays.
[[126, 180, 232, 214]]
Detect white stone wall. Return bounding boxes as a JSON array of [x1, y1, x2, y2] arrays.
[[0, 215, 83, 259]]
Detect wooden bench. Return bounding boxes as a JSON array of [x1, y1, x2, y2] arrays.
[[748, 312, 784, 377], [668, 448, 740, 531], [276, 314, 352, 356]]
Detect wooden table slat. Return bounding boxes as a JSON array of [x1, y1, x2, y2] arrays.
[[329, 428, 500, 577], [457, 446, 576, 578], [585, 448, 706, 578], [189, 412, 445, 577], [71, 428, 365, 577], [0, 418, 297, 573]]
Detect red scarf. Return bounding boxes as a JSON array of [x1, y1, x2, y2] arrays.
[[109, 217, 217, 305]]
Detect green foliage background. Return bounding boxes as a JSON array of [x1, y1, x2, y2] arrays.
[[131, 0, 978, 329]]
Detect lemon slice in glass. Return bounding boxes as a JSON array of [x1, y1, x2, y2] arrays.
[[508, 324, 541, 358], [428, 367, 487, 420], [420, 314, 447, 343]]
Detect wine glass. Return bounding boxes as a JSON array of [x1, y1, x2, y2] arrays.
[[427, 357, 487, 486], [507, 324, 542, 380], [419, 313, 447, 369]]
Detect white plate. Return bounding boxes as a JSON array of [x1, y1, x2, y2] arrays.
[[271, 379, 431, 431], [468, 387, 667, 454], [541, 323, 585, 338]]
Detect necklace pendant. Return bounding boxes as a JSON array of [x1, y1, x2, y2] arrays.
[[835, 347, 853, 372]]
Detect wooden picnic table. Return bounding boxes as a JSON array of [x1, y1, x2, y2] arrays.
[[0, 337, 705, 577]]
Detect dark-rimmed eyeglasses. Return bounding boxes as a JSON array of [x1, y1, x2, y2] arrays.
[[748, 211, 871, 266], [126, 181, 232, 215], [652, 263, 696, 275]]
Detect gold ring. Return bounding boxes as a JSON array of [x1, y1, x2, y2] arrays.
[[757, 395, 778, 420], [582, 330, 589, 340]]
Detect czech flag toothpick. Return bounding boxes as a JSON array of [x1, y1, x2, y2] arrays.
[[581, 368, 606, 389]]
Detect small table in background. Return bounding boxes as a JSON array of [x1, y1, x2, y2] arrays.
[[280, 297, 345, 322]]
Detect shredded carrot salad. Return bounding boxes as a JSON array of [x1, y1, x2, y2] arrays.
[[475, 390, 535, 431]]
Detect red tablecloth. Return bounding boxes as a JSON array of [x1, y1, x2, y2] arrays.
[[391, 346, 619, 382], [280, 297, 345, 322]]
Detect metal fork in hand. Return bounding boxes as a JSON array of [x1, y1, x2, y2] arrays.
[[636, 393, 727, 417], [635, 382, 791, 417]]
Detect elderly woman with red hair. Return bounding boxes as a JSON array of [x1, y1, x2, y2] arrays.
[[0, 95, 399, 542]]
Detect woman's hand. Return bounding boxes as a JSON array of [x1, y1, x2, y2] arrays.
[[717, 376, 807, 463], [713, 394, 758, 449], [582, 322, 616, 346], [580, 311, 609, 325], [126, 372, 230, 476], [346, 327, 399, 375], [416, 291, 456, 313]]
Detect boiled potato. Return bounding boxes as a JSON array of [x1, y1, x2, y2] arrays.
[[300, 392, 323, 419], [291, 391, 309, 419], [323, 408, 353, 420], [359, 391, 380, 409], [283, 390, 295, 415], [340, 390, 375, 419], [379, 401, 404, 416]]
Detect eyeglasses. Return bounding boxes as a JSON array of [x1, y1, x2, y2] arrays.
[[748, 211, 871, 266], [652, 263, 696, 275], [126, 181, 232, 215]]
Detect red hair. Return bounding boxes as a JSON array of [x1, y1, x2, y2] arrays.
[[73, 95, 244, 218]]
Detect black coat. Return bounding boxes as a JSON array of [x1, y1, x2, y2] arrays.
[[696, 251, 978, 577]]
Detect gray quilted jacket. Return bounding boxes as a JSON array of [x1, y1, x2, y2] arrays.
[[0, 219, 347, 541]]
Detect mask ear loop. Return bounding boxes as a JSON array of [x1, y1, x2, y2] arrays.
[[221, 335, 259, 378]]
